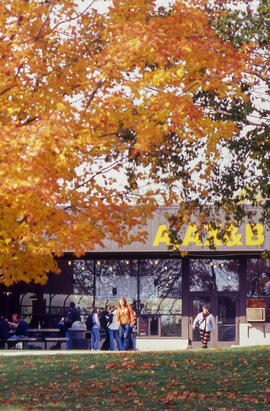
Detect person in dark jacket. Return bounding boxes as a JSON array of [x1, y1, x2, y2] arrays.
[[64, 302, 81, 349], [7, 314, 28, 349], [0, 316, 9, 349], [64, 302, 81, 329], [100, 305, 110, 350], [9, 314, 28, 336], [15, 315, 28, 336]]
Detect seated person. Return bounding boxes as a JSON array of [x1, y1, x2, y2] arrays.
[[0, 316, 9, 349], [8, 314, 28, 348], [57, 318, 66, 337], [8, 313, 19, 334]]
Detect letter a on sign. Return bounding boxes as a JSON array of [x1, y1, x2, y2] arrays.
[[182, 224, 202, 246], [153, 225, 171, 247]]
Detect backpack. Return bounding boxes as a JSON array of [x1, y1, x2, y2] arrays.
[[64, 308, 80, 328], [100, 311, 109, 330], [86, 315, 94, 330]]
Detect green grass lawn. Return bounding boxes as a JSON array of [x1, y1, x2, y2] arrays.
[[0, 346, 270, 410]]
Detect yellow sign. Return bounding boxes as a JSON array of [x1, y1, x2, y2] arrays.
[[153, 224, 264, 247]]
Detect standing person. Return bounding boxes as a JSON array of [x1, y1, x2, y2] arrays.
[[108, 305, 123, 351], [64, 302, 81, 349], [100, 305, 110, 351], [192, 305, 215, 349], [90, 307, 100, 350], [116, 297, 135, 351], [129, 304, 137, 350]]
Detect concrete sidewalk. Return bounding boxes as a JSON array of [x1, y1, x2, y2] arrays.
[[0, 349, 131, 356]]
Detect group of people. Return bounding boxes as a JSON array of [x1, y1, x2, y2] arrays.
[[86, 297, 136, 351], [0, 313, 28, 348], [63, 297, 136, 351], [1, 302, 214, 351]]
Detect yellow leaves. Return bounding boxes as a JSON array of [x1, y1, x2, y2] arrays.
[[176, 66, 185, 78], [7, 107, 18, 116], [152, 72, 163, 87], [0, 0, 250, 285], [56, 103, 67, 112], [4, 238, 12, 245]]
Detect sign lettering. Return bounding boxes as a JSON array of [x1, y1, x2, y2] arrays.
[[153, 223, 265, 248], [246, 224, 264, 245]]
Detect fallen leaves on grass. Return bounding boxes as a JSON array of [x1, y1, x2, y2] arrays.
[[0, 348, 270, 410]]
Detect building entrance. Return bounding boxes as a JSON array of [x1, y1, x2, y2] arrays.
[[189, 293, 239, 348], [188, 257, 240, 348]]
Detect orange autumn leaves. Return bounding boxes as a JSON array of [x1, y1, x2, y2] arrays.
[[0, 0, 250, 285], [0, 349, 270, 409]]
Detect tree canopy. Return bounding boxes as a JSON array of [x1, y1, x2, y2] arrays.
[[205, 0, 270, 228], [0, 0, 251, 285]]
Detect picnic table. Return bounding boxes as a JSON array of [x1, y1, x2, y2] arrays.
[[27, 329, 68, 349], [0, 329, 68, 350]]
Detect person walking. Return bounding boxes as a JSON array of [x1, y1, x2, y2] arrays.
[[192, 305, 215, 349], [90, 307, 100, 350], [116, 297, 135, 351], [108, 305, 123, 351]]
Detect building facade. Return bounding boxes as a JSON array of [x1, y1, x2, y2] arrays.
[[1, 206, 270, 350]]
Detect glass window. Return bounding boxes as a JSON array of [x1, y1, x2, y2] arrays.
[[25, 258, 183, 337], [218, 295, 236, 342], [247, 258, 270, 296], [190, 259, 239, 292], [138, 259, 182, 337], [161, 314, 182, 337], [95, 259, 137, 308], [73, 260, 95, 296], [247, 258, 270, 322]]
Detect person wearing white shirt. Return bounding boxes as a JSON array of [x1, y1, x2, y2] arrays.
[[192, 305, 215, 349], [90, 307, 100, 350], [108, 305, 123, 351]]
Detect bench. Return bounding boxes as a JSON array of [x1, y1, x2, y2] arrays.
[[44, 337, 68, 350], [1, 337, 68, 350], [6, 337, 40, 349]]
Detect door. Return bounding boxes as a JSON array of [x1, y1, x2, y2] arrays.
[[217, 295, 238, 346], [190, 295, 214, 348], [189, 293, 238, 348]]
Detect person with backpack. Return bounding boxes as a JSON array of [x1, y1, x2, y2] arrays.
[[88, 307, 100, 350], [64, 302, 81, 349], [116, 297, 135, 351]]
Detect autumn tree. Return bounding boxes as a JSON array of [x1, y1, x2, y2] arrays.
[[181, 0, 270, 232], [0, 0, 248, 285]]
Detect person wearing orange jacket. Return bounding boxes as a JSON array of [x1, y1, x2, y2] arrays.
[[116, 297, 135, 351]]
